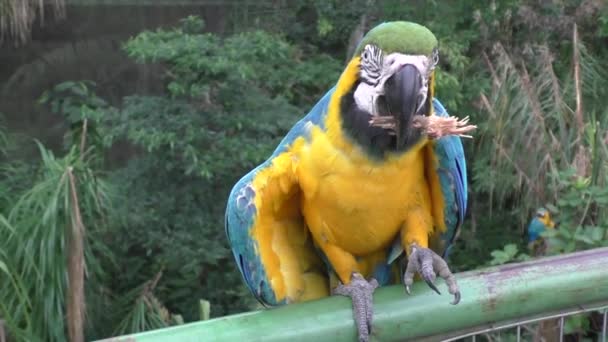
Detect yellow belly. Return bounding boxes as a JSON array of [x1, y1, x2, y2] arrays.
[[297, 128, 432, 256]]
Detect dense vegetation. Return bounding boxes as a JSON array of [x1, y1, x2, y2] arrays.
[[1, 1, 607, 341]]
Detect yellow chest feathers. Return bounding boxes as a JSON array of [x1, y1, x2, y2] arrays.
[[294, 126, 433, 255]]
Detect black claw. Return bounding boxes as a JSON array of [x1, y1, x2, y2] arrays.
[[424, 279, 441, 295], [404, 243, 461, 304]]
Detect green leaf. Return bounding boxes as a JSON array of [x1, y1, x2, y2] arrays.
[[503, 244, 518, 257]]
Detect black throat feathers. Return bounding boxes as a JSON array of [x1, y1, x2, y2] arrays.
[[339, 81, 429, 158]]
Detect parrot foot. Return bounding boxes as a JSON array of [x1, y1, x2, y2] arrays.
[[403, 243, 461, 305], [332, 273, 378, 342]]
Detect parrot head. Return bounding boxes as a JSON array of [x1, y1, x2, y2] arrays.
[[527, 207, 556, 245], [339, 21, 439, 153]]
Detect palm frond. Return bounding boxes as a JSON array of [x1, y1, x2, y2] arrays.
[[0, 141, 113, 341], [112, 270, 171, 336]]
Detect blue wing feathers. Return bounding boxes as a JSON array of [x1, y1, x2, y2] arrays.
[[225, 87, 334, 306], [225, 172, 269, 303], [269, 86, 334, 157], [432, 98, 468, 257]]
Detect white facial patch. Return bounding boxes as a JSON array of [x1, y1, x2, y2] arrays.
[[353, 82, 377, 115], [354, 52, 435, 115], [375, 53, 433, 112]]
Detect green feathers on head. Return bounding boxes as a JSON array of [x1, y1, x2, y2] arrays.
[[354, 21, 438, 57]]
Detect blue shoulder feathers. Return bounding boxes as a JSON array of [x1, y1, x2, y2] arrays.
[[224, 87, 334, 305]]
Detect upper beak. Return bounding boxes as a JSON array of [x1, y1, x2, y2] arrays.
[[384, 64, 422, 148]]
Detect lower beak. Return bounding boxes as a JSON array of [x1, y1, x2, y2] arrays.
[[384, 64, 422, 148]]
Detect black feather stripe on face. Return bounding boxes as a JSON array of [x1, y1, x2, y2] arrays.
[[360, 45, 383, 86]]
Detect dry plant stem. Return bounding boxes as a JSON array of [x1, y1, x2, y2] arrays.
[[79, 119, 88, 158], [572, 23, 589, 178], [573, 23, 584, 139], [368, 115, 477, 139]]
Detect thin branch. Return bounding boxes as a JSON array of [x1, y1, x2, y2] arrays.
[[572, 23, 589, 178], [479, 93, 498, 119], [482, 51, 500, 91], [140, 269, 167, 319], [147, 269, 164, 294], [494, 139, 544, 199], [573, 23, 584, 138], [79, 118, 88, 160], [518, 60, 547, 135], [540, 47, 564, 115], [141, 268, 164, 301]]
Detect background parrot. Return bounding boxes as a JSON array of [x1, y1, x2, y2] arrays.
[[225, 21, 468, 342], [526, 208, 558, 340], [527, 207, 556, 255]]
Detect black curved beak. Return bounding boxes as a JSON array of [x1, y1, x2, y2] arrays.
[[384, 64, 422, 149]]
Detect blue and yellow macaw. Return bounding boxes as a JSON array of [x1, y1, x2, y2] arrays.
[[225, 21, 468, 341], [527, 208, 559, 339], [527, 208, 556, 255]]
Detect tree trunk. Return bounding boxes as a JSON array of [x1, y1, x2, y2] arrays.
[[66, 168, 85, 342]]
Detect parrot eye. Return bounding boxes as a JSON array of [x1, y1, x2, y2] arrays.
[[362, 50, 370, 61]]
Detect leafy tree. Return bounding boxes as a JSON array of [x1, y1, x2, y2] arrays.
[[49, 16, 342, 333]]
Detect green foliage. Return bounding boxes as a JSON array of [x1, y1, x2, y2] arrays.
[[0, 142, 113, 341], [600, 10, 608, 38], [473, 9, 608, 260], [125, 16, 341, 108], [39, 80, 108, 163], [39, 80, 108, 123], [542, 169, 608, 254], [50, 16, 342, 332], [301, 0, 371, 51], [111, 272, 171, 335], [0, 217, 36, 342], [488, 243, 530, 266]]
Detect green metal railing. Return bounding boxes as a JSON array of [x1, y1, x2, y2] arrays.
[[98, 247, 608, 342]]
